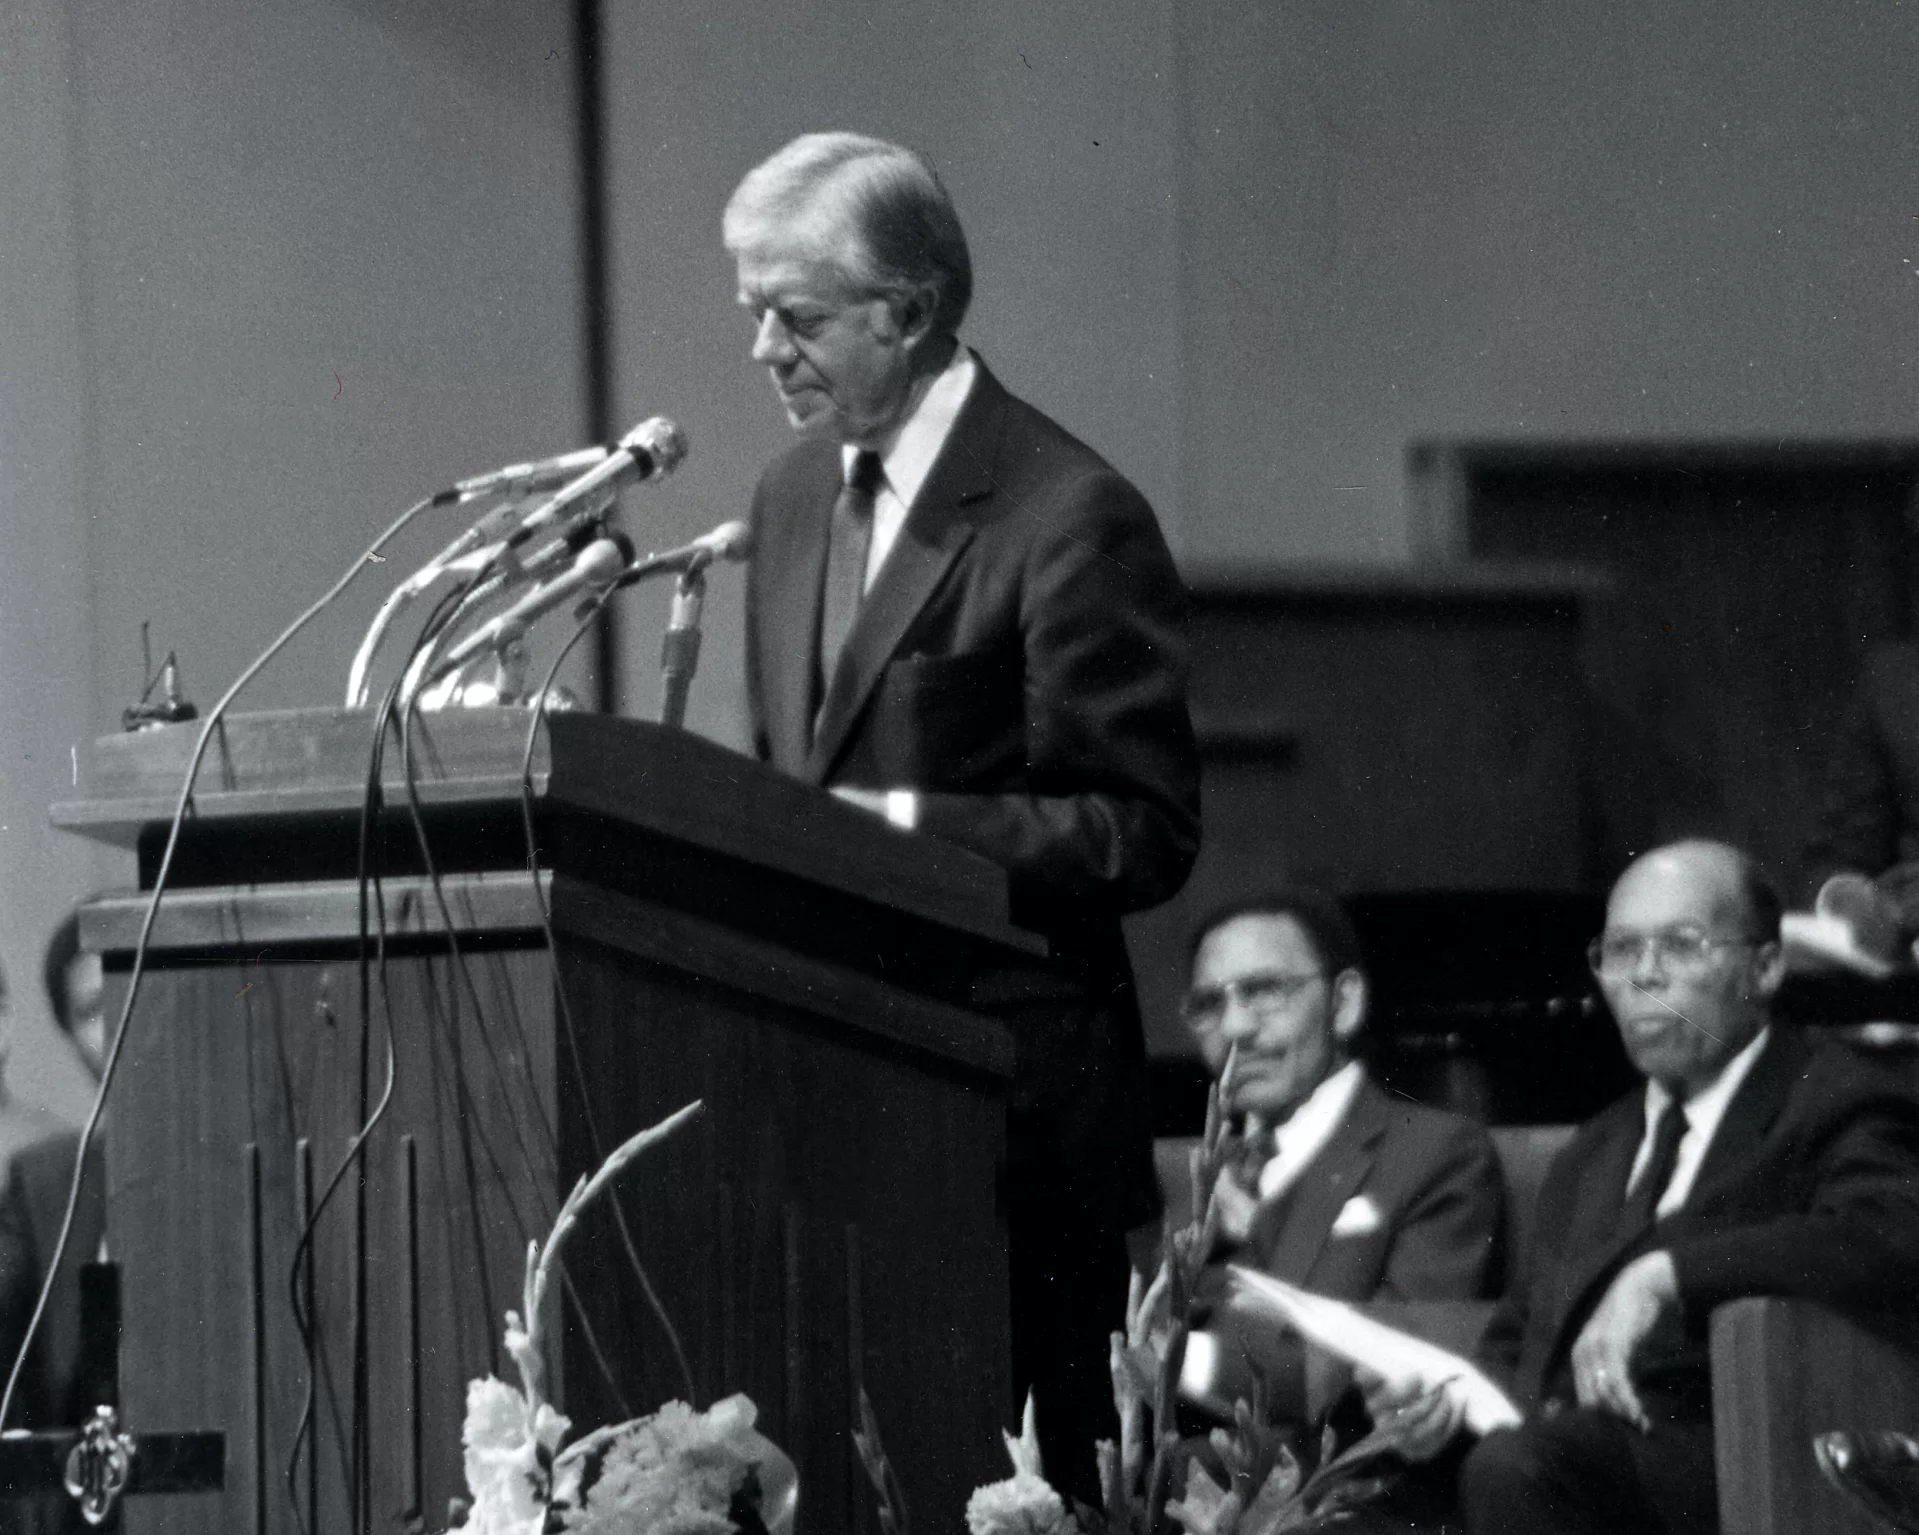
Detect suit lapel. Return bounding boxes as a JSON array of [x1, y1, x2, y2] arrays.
[[758, 445, 839, 777], [1525, 1097, 1646, 1392], [806, 366, 1007, 780], [1667, 1026, 1801, 1223], [1250, 1077, 1386, 1284], [1528, 1034, 1802, 1393]]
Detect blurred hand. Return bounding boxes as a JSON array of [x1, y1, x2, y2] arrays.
[[1569, 1249, 1678, 1432], [1356, 1364, 1467, 1463], [830, 785, 888, 817], [1875, 863, 1919, 935], [1210, 1167, 1258, 1244]]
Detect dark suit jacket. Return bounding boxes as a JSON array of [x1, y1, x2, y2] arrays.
[[0, 1129, 106, 1432], [1195, 1078, 1503, 1424], [1237, 1076, 1506, 1304], [1484, 1027, 1919, 1418], [1803, 641, 1919, 894], [745, 360, 1200, 1226]]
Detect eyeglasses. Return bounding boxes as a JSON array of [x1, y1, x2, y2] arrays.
[[1179, 971, 1326, 1028], [1586, 927, 1764, 978]]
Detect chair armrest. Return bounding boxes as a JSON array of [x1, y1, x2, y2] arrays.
[[1711, 1296, 1919, 1535]]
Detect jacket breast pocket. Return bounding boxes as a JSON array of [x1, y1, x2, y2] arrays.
[[868, 646, 1025, 788]]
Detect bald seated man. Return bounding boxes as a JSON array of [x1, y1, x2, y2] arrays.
[[1367, 839, 1919, 1535]]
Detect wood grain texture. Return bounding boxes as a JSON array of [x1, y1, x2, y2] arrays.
[[109, 949, 556, 1535], [1449, 443, 1919, 886], [1711, 1297, 1919, 1535], [551, 938, 1013, 1534]]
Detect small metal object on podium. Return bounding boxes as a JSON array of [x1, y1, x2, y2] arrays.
[[0, 1263, 224, 1524], [62, 1406, 134, 1527]]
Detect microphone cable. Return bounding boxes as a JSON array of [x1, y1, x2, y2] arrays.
[[0, 488, 451, 1434], [515, 586, 698, 1406]]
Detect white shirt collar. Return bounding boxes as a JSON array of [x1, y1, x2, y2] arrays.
[[1256, 1059, 1367, 1202], [841, 345, 977, 516], [1634, 1024, 1772, 1216]]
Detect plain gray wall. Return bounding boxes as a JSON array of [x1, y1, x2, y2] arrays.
[[1183, 0, 1919, 562]]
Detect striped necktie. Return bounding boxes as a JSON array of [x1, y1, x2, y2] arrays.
[[814, 448, 883, 732]]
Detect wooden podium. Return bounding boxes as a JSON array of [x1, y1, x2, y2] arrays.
[[54, 708, 1038, 1534]]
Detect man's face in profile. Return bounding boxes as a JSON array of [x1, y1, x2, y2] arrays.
[[1186, 913, 1346, 1122], [65, 951, 108, 1080], [734, 238, 914, 448]]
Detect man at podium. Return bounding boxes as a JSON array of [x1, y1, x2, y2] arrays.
[[724, 131, 1201, 1494]]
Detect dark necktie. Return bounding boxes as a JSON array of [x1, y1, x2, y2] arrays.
[[815, 449, 883, 728], [1226, 1120, 1272, 1194], [1619, 1098, 1690, 1233]]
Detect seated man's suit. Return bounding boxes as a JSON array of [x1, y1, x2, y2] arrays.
[[1198, 1070, 1505, 1425], [1236, 1073, 1505, 1304], [1464, 1026, 1919, 1535]]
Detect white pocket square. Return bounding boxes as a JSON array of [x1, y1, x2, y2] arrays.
[[1329, 1194, 1383, 1237]]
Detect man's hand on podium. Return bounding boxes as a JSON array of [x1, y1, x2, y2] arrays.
[[830, 786, 919, 830]]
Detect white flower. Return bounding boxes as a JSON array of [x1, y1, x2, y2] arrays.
[[555, 1395, 763, 1535], [1002, 1391, 1045, 1480], [1165, 1459, 1237, 1535], [965, 1471, 1078, 1535], [459, 1375, 571, 1535]]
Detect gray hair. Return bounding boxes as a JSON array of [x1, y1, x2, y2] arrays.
[[722, 132, 973, 336]]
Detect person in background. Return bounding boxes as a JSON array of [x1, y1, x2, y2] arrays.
[[1, 914, 107, 1433], [1366, 840, 1919, 1535], [1801, 641, 1919, 957], [1178, 890, 1505, 1418], [0, 966, 64, 1202], [723, 131, 1200, 1495]]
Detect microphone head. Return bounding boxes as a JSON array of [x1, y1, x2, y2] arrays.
[[621, 416, 689, 479], [575, 535, 631, 583], [701, 520, 753, 562]]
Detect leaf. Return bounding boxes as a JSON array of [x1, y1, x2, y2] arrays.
[[851, 1387, 911, 1535], [1163, 1460, 1235, 1535], [1003, 1391, 1045, 1480]]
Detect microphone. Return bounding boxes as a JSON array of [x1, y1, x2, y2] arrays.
[[450, 444, 611, 502], [506, 417, 689, 549], [616, 520, 753, 586], [652, 524, 750, 728], [427, 534, 632, 682], [344, 485, 622, 707], [470, 500, 618, 594]]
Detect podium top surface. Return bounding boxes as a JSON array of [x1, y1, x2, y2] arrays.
[[52, 707, 1041, 955]]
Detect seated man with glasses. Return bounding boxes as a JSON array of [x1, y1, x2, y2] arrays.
[[1364, 838, 1919, 1535], [1178, 890, 1506, 1418]]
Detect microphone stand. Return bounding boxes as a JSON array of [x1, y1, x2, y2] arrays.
[[657, 565, 708, 730]]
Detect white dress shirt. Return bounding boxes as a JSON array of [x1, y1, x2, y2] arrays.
[[1252, 1059, 1368, 1202], [835, 346, 977, 832], [841, 346, 978, 592], [1627, 1025, 1772, 1218]]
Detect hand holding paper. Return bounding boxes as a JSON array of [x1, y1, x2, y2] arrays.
[[1356, 1365, 1469, 1463], [1226, 1265, 1523, 1437]]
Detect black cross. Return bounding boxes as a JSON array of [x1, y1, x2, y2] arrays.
[[0, 1264, 223, 1527]]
